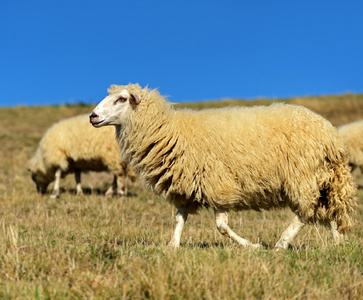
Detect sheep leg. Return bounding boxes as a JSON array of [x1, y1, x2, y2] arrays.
[[274, 215, 306, 250], [168, 206, 188, 249], [50, 168, 62, 199], [105, 175, 125, 197], [214, 209, 261, 248], [105, 176, 117, 197], [116, 175, 126, 197], [330, 220, 344, 245], [74, 169, 83, 196]]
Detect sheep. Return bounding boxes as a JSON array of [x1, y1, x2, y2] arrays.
[[89, 83, 357, 250], [28, 114, 136, 199], [338, 119, 363, 173]]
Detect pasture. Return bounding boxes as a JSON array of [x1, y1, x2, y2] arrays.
[[0, 94, 362, 299]]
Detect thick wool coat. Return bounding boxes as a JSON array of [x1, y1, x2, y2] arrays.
[[111, 84, 356, 233]]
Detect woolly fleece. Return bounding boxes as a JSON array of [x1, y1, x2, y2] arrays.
[[108, 84, 357, 233], [339, 119, 363, 171], [28, 114, 136, 194]]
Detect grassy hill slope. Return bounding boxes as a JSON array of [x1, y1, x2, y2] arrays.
[[0, 94, 362, 299]]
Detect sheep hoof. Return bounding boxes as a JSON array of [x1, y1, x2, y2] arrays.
[[274, 240, 289, 251], [50, 193, 59, 199], [250, 243, 263, 250], [167, 240, 180, 250], [274, 244, 290, 251], [117, 191, 125, 198], [105, 189, 115, 198]]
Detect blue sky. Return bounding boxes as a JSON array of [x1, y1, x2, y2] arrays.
[[1, 0, 362, 107]]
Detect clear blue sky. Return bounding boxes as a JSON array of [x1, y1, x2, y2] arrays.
[[1, 0, 362, 107]]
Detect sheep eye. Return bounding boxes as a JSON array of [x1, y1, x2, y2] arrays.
[[115, 97, 127, 104]]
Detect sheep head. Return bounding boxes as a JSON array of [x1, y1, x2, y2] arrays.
[[90, 85, 141, 127], [27, 155, 51, 194], [30, 171, 50, 194]]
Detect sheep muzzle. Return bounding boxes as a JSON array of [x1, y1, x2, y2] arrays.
[[89, 112, 101, 125]]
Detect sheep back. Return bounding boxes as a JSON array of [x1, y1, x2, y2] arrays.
[[338, 119, 363, 169], [28, 114, 124, 179]]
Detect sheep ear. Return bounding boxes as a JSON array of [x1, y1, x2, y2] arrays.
[[130, 93, 141, 106]]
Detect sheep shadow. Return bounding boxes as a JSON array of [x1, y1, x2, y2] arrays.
[[50, 187, 138, 198], [185, 240, 269, 250], [59, 187, 104, 196]]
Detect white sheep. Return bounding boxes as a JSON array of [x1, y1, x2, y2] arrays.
[[28, 114, 136, 198], [90, 84, 357, 250], [338, 119, 363, 173]]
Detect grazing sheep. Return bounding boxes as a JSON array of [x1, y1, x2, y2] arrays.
[[28, 114, 136, 199], [90, 84, 357, 250], [338, 119, 363, 173]]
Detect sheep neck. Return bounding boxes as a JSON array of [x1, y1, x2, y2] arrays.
[[116, 96, 176, 171]]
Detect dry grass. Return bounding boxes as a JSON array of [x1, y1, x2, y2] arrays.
[[0, 96, 363, 299]]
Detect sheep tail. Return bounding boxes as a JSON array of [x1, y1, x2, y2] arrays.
[[325, 163, 357, 234]]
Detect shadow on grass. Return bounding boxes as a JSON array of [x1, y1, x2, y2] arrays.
[[184, 240, 270, 250], [43, 187, 138, 198]]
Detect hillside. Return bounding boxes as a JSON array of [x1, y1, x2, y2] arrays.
[[0, 94, 362, 299]]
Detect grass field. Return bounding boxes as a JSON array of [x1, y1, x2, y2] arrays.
[[0, 94, 362, 299]]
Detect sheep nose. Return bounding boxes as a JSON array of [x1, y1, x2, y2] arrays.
[[89, 111, 98, 121], [89, 112, 99, 122]]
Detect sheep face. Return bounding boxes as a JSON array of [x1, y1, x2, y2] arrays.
[[31, 171, 50, 194], [90, 90, 140, 127]]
